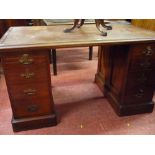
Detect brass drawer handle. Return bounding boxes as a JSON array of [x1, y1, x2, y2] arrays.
[[27, 104, 38, 112], [137, 73, 147, 83], [143, 46, 154, 56], [21, 72, 35, 79], [137, 76, 147, 83], [140, 61, 151, 68], [135, 89, 144, 98], [19, 54, 33, 65], [24, 89, 36, 95]]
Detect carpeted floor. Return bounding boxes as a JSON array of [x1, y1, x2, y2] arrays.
[[0, 47, 155, 135]]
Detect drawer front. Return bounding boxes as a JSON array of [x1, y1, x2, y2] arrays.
[[126, 70, 155, 89], [12, 97, 53, 118], [4, 61, 49, 84], [124, 86, 155, 105], [3, 51, 48, 64], [130, 44, 155, 58], [8, 83, 51, 100], [129, 44, 155, 71], [129, 57, 155, 71]]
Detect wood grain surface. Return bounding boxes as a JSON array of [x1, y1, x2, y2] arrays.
[[0, 21, 155, 51]]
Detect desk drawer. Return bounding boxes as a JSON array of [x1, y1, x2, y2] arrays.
[[130, 44, 155, 58], [124, 86, 154, 105], [12, 97, 53, 118], [129, 57, 155, 71], [129, 44, 155, 71], [8, 83, 51, 100], [3, 51, 48, 64], [4, 61, 49, 85], [126, 70, 155, 89]]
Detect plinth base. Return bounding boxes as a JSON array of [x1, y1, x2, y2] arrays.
[[12, 113, 57, 132]]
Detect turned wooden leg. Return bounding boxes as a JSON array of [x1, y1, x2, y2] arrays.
[[52, 49, 57, 75], [89, 46, 93, 60]]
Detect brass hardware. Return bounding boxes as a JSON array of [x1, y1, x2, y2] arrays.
[[27, 104, 38, 112], [21, 72, 35, 79], [143, 46, 154, 56], [24, 89, 36, 95], [135, 89, 144, 98], [137, 73, 147, 83], [140, 60, 151, 68], [19, 54, 33, 65]]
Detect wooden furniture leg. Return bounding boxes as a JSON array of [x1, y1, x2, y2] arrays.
[[52, 49, 57, 75], [89, 46, 93, 60], [0, 58, 3, 78], [51, 47, 93, 75]]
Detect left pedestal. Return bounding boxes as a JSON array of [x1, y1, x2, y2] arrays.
[[1, 50, 57, 132]]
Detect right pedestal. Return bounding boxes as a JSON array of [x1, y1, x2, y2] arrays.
[[95, 44, 155, 116]]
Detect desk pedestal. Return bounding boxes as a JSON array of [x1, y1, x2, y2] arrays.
[[1, 50, 57, 131], [95, 44, 155, 116]]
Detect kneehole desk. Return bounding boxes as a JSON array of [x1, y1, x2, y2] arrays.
[[0, 22, 155, 131]]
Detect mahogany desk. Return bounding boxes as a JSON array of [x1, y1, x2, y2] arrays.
[[0, 22, 155, 131]]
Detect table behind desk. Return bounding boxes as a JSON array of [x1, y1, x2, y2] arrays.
[[42, 19, 95, 75]]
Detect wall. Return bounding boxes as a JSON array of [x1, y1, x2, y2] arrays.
[[132, 19, 155, 31]]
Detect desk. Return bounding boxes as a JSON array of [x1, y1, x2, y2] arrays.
[[0, 22, 155, 131]]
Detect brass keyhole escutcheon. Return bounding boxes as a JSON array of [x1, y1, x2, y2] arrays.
[[135, 89, 144, 98], [19, 54, 33, 65], [27, 104, 38, 112]]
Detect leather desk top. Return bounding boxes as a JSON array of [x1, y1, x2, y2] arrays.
[[0, 21, 155, 52]]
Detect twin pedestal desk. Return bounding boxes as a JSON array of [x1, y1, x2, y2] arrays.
[[0, 22, 155, 131]]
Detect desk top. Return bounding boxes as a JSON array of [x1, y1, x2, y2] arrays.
[[0, 21, 155, 52]]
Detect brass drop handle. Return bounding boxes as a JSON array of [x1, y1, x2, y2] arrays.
[[24, 89, 36, 95], [27, 104, 38, 112], [135, 89, 144, 98], [21, 72, 35, 79], [143, 46, 154, 56], [140, 61, 151, 68], [137, 73, 147, 83], [19, 54, 33, 65]]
